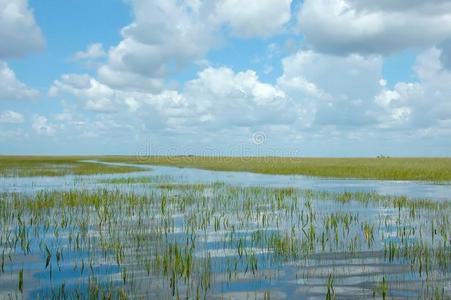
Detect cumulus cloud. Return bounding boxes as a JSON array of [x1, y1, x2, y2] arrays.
[[49, 74, 118, 112], [97, 0, 217, 92], [297, 0, 451, 55], [277, 46, 451, 134], [0, 0, 45, 58], [374, 83, 421, 128], [25, 0, 451, 155], [215, 0, 292, 38], [50, 74, 195, 134], [411, 48, 451, 127], [183, 67, 297, 129], [278, 50, 383, 127], [42, 45, 451, 155], [0, 0, 43, 101], [32, 115, 56, 136], [372, 47, 451, 132], [96, 0, 293, 92], [0, 110, 24, 123], [73, 43, 106, 60], [50, 66, 299, 135], [45, 0, 298, 150], [0, 61, 39, 100], [49, 41, 451, 154]]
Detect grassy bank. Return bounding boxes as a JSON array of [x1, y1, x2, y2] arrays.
[[2, 155, 451, 181], [102, 156, 451, 182], [0, 156, 143, 177]]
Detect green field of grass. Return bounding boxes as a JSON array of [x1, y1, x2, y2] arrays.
[[102, 156, 451, 182], [2, 155, 451, 181], [0, 156, 142, 177]]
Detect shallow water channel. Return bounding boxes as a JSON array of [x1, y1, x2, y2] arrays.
[[0, 161, 450, 299]]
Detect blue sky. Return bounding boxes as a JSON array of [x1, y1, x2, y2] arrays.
[[1, 0, 451, 156]]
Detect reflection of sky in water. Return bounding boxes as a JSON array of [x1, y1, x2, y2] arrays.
[[0, 161, 449, 298]]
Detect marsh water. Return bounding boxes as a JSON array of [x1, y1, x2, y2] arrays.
[[0, 161, 450, 299], [3, 161, 451, 201]]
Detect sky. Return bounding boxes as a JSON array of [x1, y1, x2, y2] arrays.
[[1, 0, 451, 157]]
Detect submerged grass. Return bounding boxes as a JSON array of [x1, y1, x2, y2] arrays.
[[0, 156, 143, 177], [0, 182, 449, 298]]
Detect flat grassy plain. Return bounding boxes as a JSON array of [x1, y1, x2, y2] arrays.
[[2, 155, 451, 181], [0, 156, 142, 177], [102, 156, 451, 182]]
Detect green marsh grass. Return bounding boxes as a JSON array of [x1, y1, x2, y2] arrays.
[[102, 156, 451, 182], [0, 156, 143, 177], [0, 181, 449, 298], [3, 155, 451, 181]]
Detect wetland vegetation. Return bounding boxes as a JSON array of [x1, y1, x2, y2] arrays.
[[3, 156, 451, 182], [0, 157, 143, 177], [103, 156, 451, 182], [0, 160, 450, 299]]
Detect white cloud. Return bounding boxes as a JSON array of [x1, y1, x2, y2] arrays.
[[281, 50, 382, 99], [3, 1, 451, 156], [39, 45, 451, 155], [182, 67, 297, 129], [48, 41, 451, 154], [49, 74, 121, 113], [96, 0, 294, 92], [73, 43, 106, 60], [32, 115, 56, 136], [297, 0, 451, 55], [373, 83, 421, 128], [50, 66, 299, 136], [0, 0, 43, 101], [411, 48, 451, 127], [97, 0, 217, 92], [375, 83, 422, 108], [0, 110, 24, 123], [0, 0, 45, 58], [278, 50, 383, 126], [373, 47, 451, 131], [0, 61, 38, 100], [278, 47, 451, 133], [215, 0, 292, 38], [49, 73, 192, 130], [375, 89, 401, 108]]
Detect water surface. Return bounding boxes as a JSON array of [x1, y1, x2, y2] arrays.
[[0, 161, 450, 299]]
